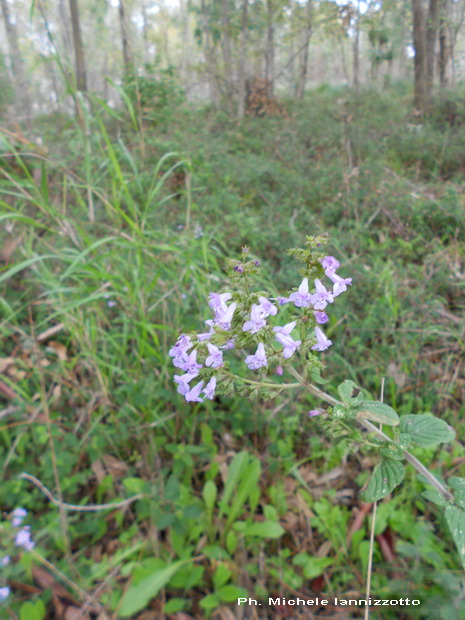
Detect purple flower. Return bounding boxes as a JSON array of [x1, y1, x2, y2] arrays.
[[197, 330, 213, 341], [1, 556, 10, 566], [203, 377, 216, 400], [0, 587, 10, 601], [208, 292, 232, 314], [174, 349, 202, 374], [169, 335, 193, 358], [275, 332, 302, 359], [233, 264, 244, 273], [311, 326, 332, 352], [321, 256, 340, 274], [15, 526, 34, 551], [311, 279, 334, 310], [314, 311, 328, 324], [277, 296, 289, 306], [245, 343, 268, 370], [254, 260, 260, 267], [243, 304, 266, 334], [174, 373, 197, 395], [273, 321, 297, 336], [275, 366, 283, 376], [205, 343, 223, 368], [289, 278, 312, 308], [327, 272, 352, 296], [185, 381, 205, 403], [223, 338, 235, 349], [11, 508, 27, 528], [308, 409, 324, 417], [215, 302, 237, 330], [257, 296, 277, 317]]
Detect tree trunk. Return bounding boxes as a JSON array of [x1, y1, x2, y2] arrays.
[[352, 1, 360, 91], [412, 0, 429, 112], [412, 0, 439, 113], [265, 0, 274, 96], [200, 0, 219, 106], [295, 0, 313, 99], [0, 0, 31, 117], [438, 0, 449, 86], [118, 0, 133, 73], [221, 0, 235, 111], [237, 0, 249, 118], [426, 0, 439, 94], [141, 2, 150, 65], [68, 0, 87, 92]]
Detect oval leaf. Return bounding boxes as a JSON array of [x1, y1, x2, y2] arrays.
[[337, 380, 363, 406], [243, 521, 285, 538], [445, 505, 465, 570], [118, 561, 183, 617], [356, 401, 399, 426], [361, 459, 405, 502], [399, 414, 455, 446]]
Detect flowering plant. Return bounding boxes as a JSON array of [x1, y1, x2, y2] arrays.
[[169, 233, 465, 571]]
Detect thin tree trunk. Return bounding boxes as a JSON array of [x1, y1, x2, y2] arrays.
[[141, 2, 150, 65], [438, 0, 449, 85], [426, 0, 439, 94], [295, 0, 313, 99], [200, 0, 219, 106], [412, 0, 428, 112], [265, 0, 274, 96], [221, 0, 235, 111], [118, 0, 133, 73], [237, 0, 249, 118], [352, 1, 360, 91], [68, 0, 87, 92], [0, 0, 31, 117]]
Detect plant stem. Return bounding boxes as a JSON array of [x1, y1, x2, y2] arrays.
[[287, 367, 453, 501]]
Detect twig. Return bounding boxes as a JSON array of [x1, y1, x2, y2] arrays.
[[364, 378, 384, 620], [19, 472, 144, 512], [287, 367, 454, 501]]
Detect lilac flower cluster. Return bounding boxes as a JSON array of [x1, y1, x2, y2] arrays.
[[0, 508, 35, 603], [169, 291, 240, 403], [170, 255, 351, 402], [11, 508, 35, 552]]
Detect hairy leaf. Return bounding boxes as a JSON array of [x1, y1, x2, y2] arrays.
[[361, 459, 405, 502]]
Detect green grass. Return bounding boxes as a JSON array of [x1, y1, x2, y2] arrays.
[[1, 83, 464, 619]]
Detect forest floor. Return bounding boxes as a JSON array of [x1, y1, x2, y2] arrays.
[[1, 83, 465, 619]]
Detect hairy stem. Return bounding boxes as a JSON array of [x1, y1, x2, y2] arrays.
[[287, 366, 453, 501]]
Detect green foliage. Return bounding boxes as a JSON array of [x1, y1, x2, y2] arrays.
[[361, 459, 406, 502], [399, 414, 456, 447], [1, 84, 464, 618], [121, 64, 185, 125]]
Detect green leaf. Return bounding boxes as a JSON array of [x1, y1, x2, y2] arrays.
[[118, 561, 183, 617], [226, 531, 237, 554], [449, 477, 465, 510], [164, 598, 188, 614], [338, 380, 363, 406], [203, 480, 217, 510], [445, 505, 465, 569], [361, 459, 405, 502], [199, 593, 220, 612], [213, 564, 232, 589], [422, 487, 448, 507], [243, 521, 285, 538], [20, 600, 46, 620], [216, 585, 249, 602], [356, 400, 399, 426], [301, 557, 333, 579], [399, 414, 455, 446]]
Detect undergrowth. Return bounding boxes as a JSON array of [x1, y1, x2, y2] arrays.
[[0, 84, 464, 619]]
